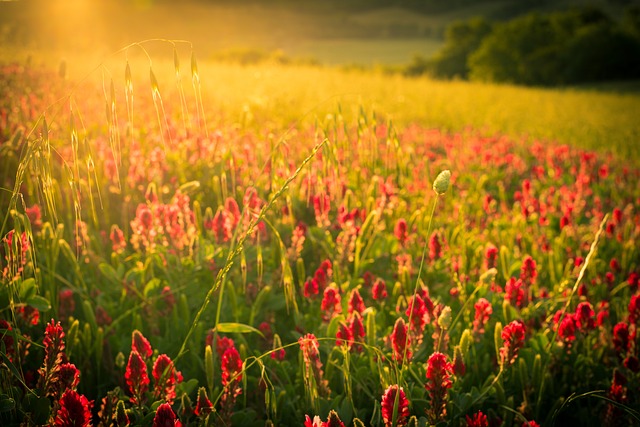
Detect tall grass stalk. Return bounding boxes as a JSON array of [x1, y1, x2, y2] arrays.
[[175, 140, 327, 363]]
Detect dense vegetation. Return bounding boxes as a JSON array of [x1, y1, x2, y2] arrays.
[[0, 40, 639, 426], [426, 6, 640, 86]]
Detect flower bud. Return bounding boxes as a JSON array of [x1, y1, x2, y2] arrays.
[[432, 170, 451, 195], [437, 306, 452, 330]]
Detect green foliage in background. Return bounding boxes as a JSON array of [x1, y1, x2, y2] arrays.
[[425, 6, 640, 86]]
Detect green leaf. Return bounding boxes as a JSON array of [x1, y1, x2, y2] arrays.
[[26, 295, 51, 312], [19, 278, 37, 300], [0, 395, 15, 412], [99, 262, 121, 284], [214, 322, 264, 338]]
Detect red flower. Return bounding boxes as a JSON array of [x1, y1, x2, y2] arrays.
[[219, 347, 243, 423], [110, 224, 126, 254], [348, 313, 365, 352], [221, 347, 243, 387], [372, 278, 387, 301], [394, 218, 408, 245], [390, 317, 411, 362], [336, 322, 354, 349], [405, 294, 429, 335], [304, 415, 323, 427], [500, 320, 526, 367], [215, 336, 236, 358], [612, 322, 630, 354], [304, 278, 319, 298], [484, 244, 498, 270], [194, 387, 213, 417], [557, 314, 577, 346], [38, 319, 66, 396], [321, 285, 342, 321], [504, 277, 526, 308], [629, 293, 640, 325], [57, 363, 81, 394], [299, 333, 329, 397], [131, 330, 153, 360], [325, 410, 345, 427], [429, 231, 442, 261], [472, 298, 492, 336], [347, 289, 366, 315], [466, 411, 488, 427], [381, 384, 410, 427], [520, 255, 537, 286], [54, 389, 93, 427], [26, 204, 42, 230], [125, 350, 149, 405], [574, 301, 596, 332], [152, 354, 182, 403], [425, 352, 453, 424], [152, 402, 182, 427]]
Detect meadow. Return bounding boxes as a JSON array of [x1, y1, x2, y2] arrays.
[[1, 42, 640, 427]]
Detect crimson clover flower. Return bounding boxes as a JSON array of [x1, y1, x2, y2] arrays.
[[390, 317, 411, 362], [152, 354, 183, 403], [500, 320, 526, 367], [54, 389, 93, 427], [381, 384, 410, 427], [131, 329, 153, 360], [152, 402, 182, 427], [425, 352, 453, 424], [465, 411, 488, 427], [472, 298, 493, 337], [125, 350, 149, 405], [194, 387, 213, 417]]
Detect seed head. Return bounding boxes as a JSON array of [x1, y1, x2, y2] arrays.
[[433, 170, 451, 195]]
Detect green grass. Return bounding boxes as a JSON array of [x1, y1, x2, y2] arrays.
[[3, 46, 639, 165]]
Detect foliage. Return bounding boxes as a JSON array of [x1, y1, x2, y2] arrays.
[[0, 44, 639, 426]]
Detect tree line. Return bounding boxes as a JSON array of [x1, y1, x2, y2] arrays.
[[417, 6, 640, 86]]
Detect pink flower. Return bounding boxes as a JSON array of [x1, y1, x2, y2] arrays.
[[381, 385, 410, 427]]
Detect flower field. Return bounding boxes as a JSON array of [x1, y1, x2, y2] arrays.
[[1, 49, 639, 427]]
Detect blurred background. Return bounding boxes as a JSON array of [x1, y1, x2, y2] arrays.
[[1, 0, 640, 86]]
